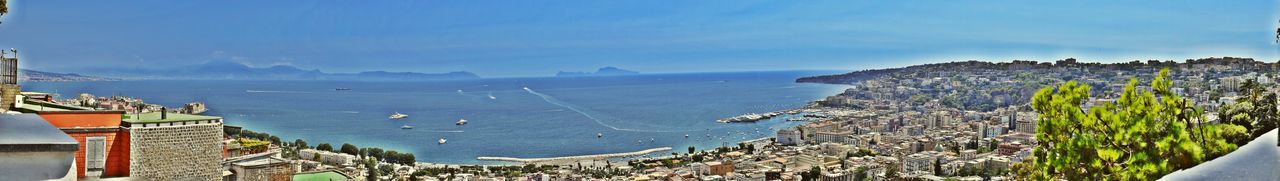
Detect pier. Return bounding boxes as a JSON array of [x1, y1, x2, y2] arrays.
[[477, 147, 672, 164]]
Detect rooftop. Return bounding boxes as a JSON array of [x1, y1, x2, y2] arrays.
[[0, 114, 78, 152], [231, 156, 289, 168], [122, 112, 221, 124], [292, 170, 352, 181]]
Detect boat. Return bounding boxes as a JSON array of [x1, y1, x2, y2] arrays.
[[597, 133, 604, 138], [389, 112, 408, 119], [400, 125, 413, 129], [456, 119, 468, 125], [488, 95, 497, 100], [335, 88, 352, 91], [684, 134, 689, 138], [438, 137, 447, 144]]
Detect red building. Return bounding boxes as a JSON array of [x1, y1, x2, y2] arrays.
[[35, 110, 131, 179]]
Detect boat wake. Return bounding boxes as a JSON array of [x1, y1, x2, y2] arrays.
[[457, 89, 491, 100], [523, 87, 692, 133], [423, 130, 465, 133], [246, 90, 311, 94]]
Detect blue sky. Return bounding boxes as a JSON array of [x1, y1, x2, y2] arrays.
[[0, 1, 1276, 77]]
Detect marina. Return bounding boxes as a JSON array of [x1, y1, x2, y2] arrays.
[[716, 112, 783, 123]]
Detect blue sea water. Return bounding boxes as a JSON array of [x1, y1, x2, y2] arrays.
[[21, 71, 847, 164]]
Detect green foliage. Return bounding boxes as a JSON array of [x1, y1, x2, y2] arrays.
[[316, 143, 333, 152], [365, 158, 380, 181], [849, 148, 876, 157], [293, 139, 308, 149], [341, 143, 359, 155], [885, 163, 899, 178], [237, 138, 270, 153], [1219, 79, 1279, 142], [1028, 68, 1246, 180], [908, 93, 932, 105], [369, 148, 385, 160], [802, 166, 822, 181], [379, 164, 395, 176]]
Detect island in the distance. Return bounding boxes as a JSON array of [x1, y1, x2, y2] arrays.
[[19, 69, 119, 82], [556, 66, 639, 77], [87, 61, 482, 81]]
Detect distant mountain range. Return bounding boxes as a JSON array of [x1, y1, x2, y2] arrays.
[[19, 69, 120, 82], [86, 61, 481, 81], [556, 67, 639, 77]]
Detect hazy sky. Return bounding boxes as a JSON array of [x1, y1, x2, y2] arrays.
[[0, 1, 1276, 77]]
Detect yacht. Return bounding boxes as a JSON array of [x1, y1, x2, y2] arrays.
[[456, 119, 468, 125], [438, 137, 448, 144], [597, 133, 604, 138], [389, 112, 408, 119], [400, 125, 413, 129]]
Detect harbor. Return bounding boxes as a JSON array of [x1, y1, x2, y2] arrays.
[[715, 112, 783, 123]]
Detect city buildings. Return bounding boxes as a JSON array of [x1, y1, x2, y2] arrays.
[[298, 149, 359, 167], [230, 157, 296, 181], [776, 128, 802, 146], [707, 160, 735, 176], [33, 110, 131, 179], [123, 112, 225, 180]]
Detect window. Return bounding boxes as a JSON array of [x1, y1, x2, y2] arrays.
[[85, 137, 106, 176]]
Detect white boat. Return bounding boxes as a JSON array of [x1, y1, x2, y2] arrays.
[[400, 125, 413, 129], [390, 112, 408, 119], [438, 137, 447, 144], [488, 95, 497, 100], [456, 119, 468, 125], [597, 133, 604, 138]]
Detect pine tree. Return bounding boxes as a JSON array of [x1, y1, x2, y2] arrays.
[[1027, 68, 1247, 180]]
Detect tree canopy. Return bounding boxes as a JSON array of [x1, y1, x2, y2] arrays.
[[1023, 68, 1246, 180]]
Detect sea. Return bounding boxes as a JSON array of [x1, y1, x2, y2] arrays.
[[20, 71, 849, 164]]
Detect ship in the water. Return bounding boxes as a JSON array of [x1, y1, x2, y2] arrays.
[[390, 112, 408, 119]]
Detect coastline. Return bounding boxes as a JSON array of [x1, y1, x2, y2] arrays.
[[477, 147, 673, 164]]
